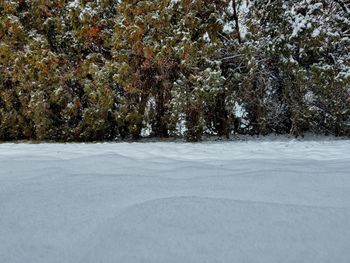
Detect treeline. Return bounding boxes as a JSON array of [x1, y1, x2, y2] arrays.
[[1, 0, 349, 141]]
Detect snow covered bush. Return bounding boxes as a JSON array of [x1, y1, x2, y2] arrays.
[[0, 0, 349, 141]]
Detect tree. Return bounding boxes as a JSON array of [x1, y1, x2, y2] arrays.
[[223, 0, 350, 136], [113, 0, 227, 141]]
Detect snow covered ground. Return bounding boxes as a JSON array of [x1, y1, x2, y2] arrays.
[[1, 140, 350, 263]]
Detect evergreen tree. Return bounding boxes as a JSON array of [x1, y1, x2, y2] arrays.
[[0, 0, 349, 141]]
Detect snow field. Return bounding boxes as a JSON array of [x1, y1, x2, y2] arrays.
[[0, 140, 350, 263]]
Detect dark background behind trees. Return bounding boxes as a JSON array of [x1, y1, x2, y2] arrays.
[[1, 0, 349, 141]]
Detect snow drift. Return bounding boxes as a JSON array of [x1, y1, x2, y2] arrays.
[[0, 140, 350, 263]]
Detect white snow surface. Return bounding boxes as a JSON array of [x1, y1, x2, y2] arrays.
[[1, 140, 350, 263]]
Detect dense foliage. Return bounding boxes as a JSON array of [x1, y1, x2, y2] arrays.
[[1, 0, 349, 141]]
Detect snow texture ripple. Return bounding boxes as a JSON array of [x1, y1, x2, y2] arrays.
[[0, 140, 350, 263]]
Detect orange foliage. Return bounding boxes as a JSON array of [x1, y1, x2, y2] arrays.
[[88, 26, 101, 38]]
